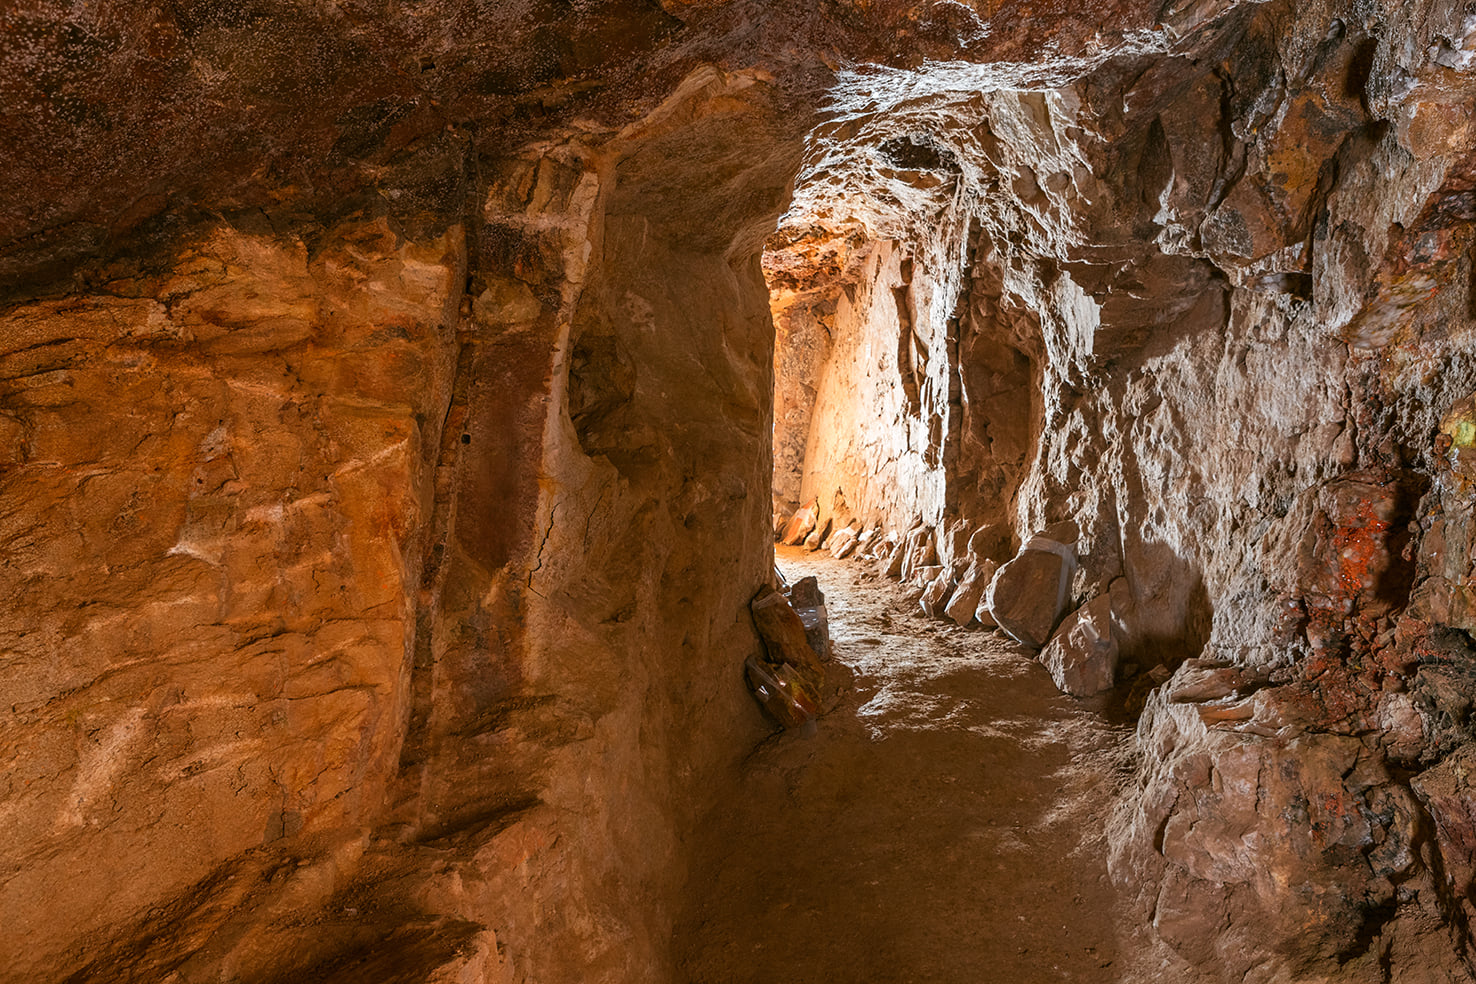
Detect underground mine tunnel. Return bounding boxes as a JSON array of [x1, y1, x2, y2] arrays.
[[5, 0, 1476, 982]]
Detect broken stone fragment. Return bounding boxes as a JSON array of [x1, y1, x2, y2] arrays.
[[985, 536, 1076, 649], [744, 655, 820, 729], [748, 586, 825, 727], [780, 498, 819, 546], [945, 559, 997, 627], [882, 538, 907, 579], [786, 576, 831, 661], [1038, 594, 1118, 697], [828, 523, 861, 558], [750, 586, 824, 682], [899, 524, 936, 583], [804, 517, 832, 551], [920, 568, 955, 618]]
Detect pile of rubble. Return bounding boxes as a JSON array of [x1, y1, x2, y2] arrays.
[[777, 499, 1131, 700]]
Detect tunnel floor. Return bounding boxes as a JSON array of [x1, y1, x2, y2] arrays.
[[674, 546, 1192, 983]]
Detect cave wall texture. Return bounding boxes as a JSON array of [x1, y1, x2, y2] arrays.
[[7, 0, 1476, 982]]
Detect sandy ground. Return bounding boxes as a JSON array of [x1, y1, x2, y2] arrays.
[[674, 546, 1187, 984]]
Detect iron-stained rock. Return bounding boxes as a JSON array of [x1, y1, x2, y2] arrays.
[[780, 498, 819, 546]]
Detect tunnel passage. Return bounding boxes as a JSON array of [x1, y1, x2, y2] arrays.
[[765, 221, 1039, 548], [5, 1, 1476, 984]]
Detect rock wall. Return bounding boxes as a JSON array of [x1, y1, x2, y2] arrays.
[[0, 60, 799, 984], [12, 0, 1476, 979], [0, 218, 467, 980], [771, 0, 1476, 977]]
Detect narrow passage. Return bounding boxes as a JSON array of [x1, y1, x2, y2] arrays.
[[675, 547, 1167, 983]]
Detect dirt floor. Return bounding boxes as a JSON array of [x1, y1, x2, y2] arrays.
[[673, 546, 1193, 984]]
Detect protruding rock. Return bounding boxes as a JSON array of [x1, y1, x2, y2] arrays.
[[1412, 743, 1476, 903], [985, 536, 1076, 648], [967, 522, 1012, 565], [1038, 594, 1118, 697], [750, 586, 824, 682], [748, 586, 824, 727], [786, 576, 831, 661]]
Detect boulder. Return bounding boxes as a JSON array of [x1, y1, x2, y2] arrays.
[[779, 498, 819, 546], [920, 568, 955, 618], [1038, 594, 1118, 696], [829, 523, 861, 558], [985, 535, 1076, 648], [945, 559, 998, 627], [749, 585, 824, 685]]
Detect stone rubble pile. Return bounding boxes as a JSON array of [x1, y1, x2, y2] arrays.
[[776, 507, 1140, 700]]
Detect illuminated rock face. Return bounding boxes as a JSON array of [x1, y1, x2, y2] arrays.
[[0, 51, 798, 984], [765, 0, 1476, 978], [7, 0, 1476, 981]]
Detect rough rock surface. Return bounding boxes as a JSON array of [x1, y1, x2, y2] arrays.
[[1039, 594, 1119, 697], [1, 33, 805, 983], [986, 538, 1076, 649], [12, 0, 1476, 979], [762, 0, 1476, 976]]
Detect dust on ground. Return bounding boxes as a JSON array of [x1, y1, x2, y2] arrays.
[[673, 546, 1188, 984]]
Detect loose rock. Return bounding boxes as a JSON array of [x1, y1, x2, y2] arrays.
[[1038, 594, 1118, 697], [985, 536, 1076, 649]]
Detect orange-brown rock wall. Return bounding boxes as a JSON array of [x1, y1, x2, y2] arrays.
[[0, 218, 465, 980], [0, 63, 802, 984]]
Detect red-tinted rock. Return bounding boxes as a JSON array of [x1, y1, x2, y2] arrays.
[[780, 498, 820, 546], [751, 586, 824, 681]]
